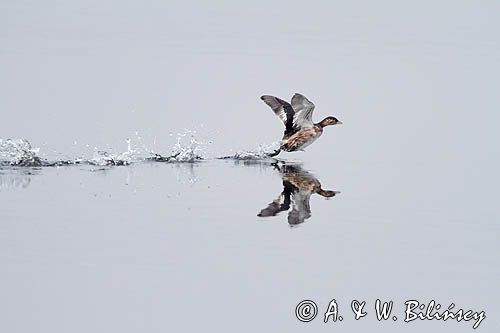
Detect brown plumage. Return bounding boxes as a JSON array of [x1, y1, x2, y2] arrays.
[[260, 93, 342, 157]]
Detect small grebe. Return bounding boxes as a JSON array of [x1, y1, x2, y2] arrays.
[[260, 93, 342, 157]]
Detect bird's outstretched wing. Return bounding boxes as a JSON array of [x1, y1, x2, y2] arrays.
[[288, 190, 312, 225], [291, 93, 315, 129], [260, 95, 296, 137], [257, 188, 292, 217]]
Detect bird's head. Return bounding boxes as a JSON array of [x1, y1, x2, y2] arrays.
[[319, 116, 343, 127]]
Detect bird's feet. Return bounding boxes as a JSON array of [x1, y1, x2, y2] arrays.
[[267, 149, 281, 157]]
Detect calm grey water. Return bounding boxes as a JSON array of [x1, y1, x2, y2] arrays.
[[1, 1, 499, 332]]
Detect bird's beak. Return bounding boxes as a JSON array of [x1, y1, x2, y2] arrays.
[[336, 120, 343, 125]]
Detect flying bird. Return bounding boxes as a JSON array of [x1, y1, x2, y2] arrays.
[[260, 93, 342, 157]]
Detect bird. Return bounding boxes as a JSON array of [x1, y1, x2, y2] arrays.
[[260, 93, 342, 157], [258, 163, 339, 225]]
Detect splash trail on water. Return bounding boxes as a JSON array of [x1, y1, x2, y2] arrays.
[[0, 134, 280, 168]]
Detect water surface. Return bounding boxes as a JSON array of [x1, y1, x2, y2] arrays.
[[1, 1, 499, 332]]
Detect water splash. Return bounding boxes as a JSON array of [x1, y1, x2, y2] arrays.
[[0, 139, 42, 166], [149, 130, 204, 162], [220, 142, 280, 160], [171, 129, 205, 161], [0, 133, 282, 168], [88, 139, 137, 166]]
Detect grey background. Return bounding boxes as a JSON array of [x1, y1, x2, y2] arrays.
[[1, 1, 499, 332]]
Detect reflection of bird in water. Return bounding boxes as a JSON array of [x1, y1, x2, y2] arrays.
[[260, 93, 342, 157], [258, 163, 339, 226]]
